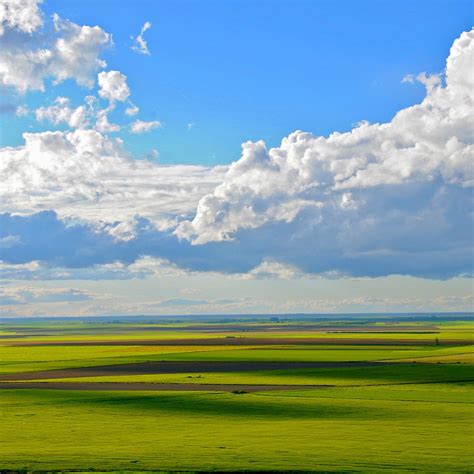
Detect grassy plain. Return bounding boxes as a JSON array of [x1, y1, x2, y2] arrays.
[[0, 317, 473, 472]]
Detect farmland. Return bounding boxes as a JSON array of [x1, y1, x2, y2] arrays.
[[0, 316, 473, 472]]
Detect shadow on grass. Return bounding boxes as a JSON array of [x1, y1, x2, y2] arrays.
[[4, 363, 471, 421], [249, 363, 474, 385], [11, 389, 394, 421]]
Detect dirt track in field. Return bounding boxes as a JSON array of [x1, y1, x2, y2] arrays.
[[0, 360, 395, 381], [0, 381, 330, 392], [8, 337, 467, 347]]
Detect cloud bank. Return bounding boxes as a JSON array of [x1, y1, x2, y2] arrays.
[[177, 30, 473, 244], [0, 129, 226, 226], [1, 29, 473, 280]]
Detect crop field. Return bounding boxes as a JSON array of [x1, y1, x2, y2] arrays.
[[0, 317, 473, 472]]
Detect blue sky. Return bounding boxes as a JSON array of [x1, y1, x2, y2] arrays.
[[0, 0, 473, 317], [1, 0, 472, 165]]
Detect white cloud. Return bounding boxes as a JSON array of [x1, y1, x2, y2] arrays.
[[0, 128, 227, 227], [98, 70, 130, 104], [402, 74, 415, 84], [15, 105, 29, 116], [130, 119, 161, 134], [0, 29, 472, 281], [0, 0, 43, 36], [245, 261, 303, 280], [274, 294, 474, 314], [402, 72, 442, 93], [0, 258, 159, 280], [2, 277, 471, 317], [95, 109, 120, 133], [49, 14, 110, 88], [0, 47, 52, 92], [145, 148, 159, 160], [125, 105, 139, 116], [0, 234, 21, 248], [0, 286, 94, 305], [0, 8, 111, 92], [131, 21, 151, 55], [35, 96, 89, 129], [35, 93, 129, 133], [176, 29, 474, 245]]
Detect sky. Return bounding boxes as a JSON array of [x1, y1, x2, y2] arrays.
[[0, 0, 473, 317]]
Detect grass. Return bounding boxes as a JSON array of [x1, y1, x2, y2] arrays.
[[4, 341, 473, 376], [154, 344, 474, 362], [2, 320, 472, 342], [1, 318, 473, 472], [2, 344, 472, 376], [1, 384, 473, 472], [34, 362, 474, 386], [0, 345, 257, 375]]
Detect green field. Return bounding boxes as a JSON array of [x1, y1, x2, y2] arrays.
[[0, 317, 473, 472]]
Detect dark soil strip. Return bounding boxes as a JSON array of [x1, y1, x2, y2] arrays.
[[0, 381, 329, 392], [0, 361, 395, 381], [1, 377, 472, 393], [9, 337, 469, 347]]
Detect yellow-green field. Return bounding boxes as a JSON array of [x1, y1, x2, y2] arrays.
[[0, 317, 473, 472]]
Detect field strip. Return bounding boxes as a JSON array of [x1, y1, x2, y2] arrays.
[[0, 381, 332, 392], [381, 352, 474, 362], [0, 360, 396, 381], [8, 337, 472, 346], [1, 378, 473, 392]]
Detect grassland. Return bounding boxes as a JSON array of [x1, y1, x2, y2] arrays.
[[0, 317, 473, 472]]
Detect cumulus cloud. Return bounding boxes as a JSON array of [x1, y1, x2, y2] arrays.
[[0, 0, 43, 36], [175, 30, 474, 250], [131, 21, 151, 55], [130, 119, 161, 134], [49, 14, 110, 87], [35, 96, 89, 129], [0, 129, 226, 226], [1, 29, 473, 280], [95, 109, 120, 132], [125, 105, 139, 116], [34, 93, 129, 133], [98, 70, 130, 104], [0, 7, 111, 92]]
